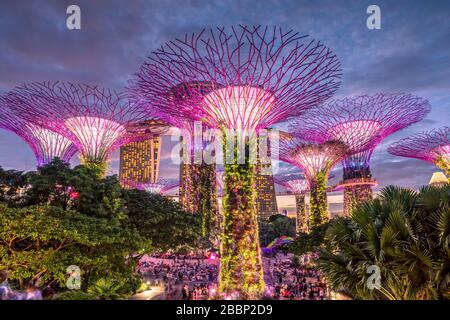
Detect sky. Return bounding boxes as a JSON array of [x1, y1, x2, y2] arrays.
[[0, 0, 449, 212]]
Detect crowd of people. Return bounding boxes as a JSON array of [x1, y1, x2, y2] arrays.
[[139, 252, 329, 300], [138, 255, 218, 300], [265, 257, 329, 300], [0, 271, 43, 300]]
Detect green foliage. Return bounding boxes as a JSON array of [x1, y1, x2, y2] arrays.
[[259, 215, 296, 247], [23, 159, 125, 219], [219, 134, 265, 299], [309, 171, 328, 227], [0, 203, 148, 293], [289, 219, 339, 256], [0, 166, 28, 207], [87, 277, 125, 300], [56, 290, 97, 300], [122, 188, 203, 252], [318, 185, 450, 300]]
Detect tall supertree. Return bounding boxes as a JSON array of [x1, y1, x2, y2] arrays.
[[290, 93, 430, 215], [274, 174, 309, 233], [4, 82, 149, 176], [128, 25, 342, 298], [388, 127, 450, 181], [0, 99, 77, 167], [123, 178, 179, 195], [279, 134, 348, 227]]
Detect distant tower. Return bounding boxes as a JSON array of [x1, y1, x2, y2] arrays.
[[256, 132, 278, 219], [119, 120, 168, 186], [428, 172, 448, 187]]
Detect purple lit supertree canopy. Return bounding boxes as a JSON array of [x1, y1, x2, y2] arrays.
[[274, 174, 309, 233], [279, 134, 348, 228], [0, 98, 77, 167], [3, 82, 149, 175], [128, 25, 342, 299], [388, 127, 450, 181], [124, 178, 179, 195], [290, 93, 430, 215]]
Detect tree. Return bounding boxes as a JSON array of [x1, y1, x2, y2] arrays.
[[0, 203, 149, 294], [0, 166, 28, 207], [289, 219, 339, 256], [24, 158, 72, 209], [122, 188, 203, 252], [259, 215, 296, 247], [318, 185, 450, 300], [24, 159, 125, 219]]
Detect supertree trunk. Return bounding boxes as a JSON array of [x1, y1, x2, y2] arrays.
[[197, 163, 219, 240], [295, 194, 307, 233], [219, 135, 265, 299], [343, 184, 373, 216], [179, 163, 195, 212], [309, 171, 328, 228]]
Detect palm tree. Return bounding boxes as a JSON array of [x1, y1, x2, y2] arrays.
[[318, 185, 450, 300], [87, 278, 125, 300]]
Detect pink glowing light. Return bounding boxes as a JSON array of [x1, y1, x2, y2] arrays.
[[389, 127, 450, 164]]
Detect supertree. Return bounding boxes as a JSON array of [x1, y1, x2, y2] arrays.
[[123, 178, 179, 195], [3, 82, 149, 176], [388, 127, 450, 182], [134, 82, 220, 239], [279, 134, 348, 227], [0, 99, 77, 167], [128, 25, 342, 298], [290, 93, 430, 215], [274, 174, 309, 233]]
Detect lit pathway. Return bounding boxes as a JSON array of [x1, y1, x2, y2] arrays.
[[130, 286, 165, 300]]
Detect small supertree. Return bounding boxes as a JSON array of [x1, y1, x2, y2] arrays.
[[274, 174, 309, 233], [388, 127, 450, 181], [4, 82, 149, 176], [128, 25, 341, 298], [138, 82, 220, 239], [124, 178, 179, 195], [290, 93, 430, 215], [0, 101, 77, 167], [279, 135, 348, 227]]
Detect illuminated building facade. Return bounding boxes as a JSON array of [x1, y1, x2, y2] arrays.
[[119, 120, 168, 186], [119, 136, 161, 185]]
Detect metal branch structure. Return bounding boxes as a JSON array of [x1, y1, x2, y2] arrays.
[[290, 93, 430, 215], [388, 127, 450, 181], [148, 83, 220, 240], [274, 174, 309, 233], [3, 82, 149, 176], [128, 25, 342, 299], [123, 178, 179, 195], [279, 135, 348, 228], [0, 99, 77, 167]]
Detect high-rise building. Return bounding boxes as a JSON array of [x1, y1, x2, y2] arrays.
[[256, 133, 279, 219], [119, 120, 167, 186]]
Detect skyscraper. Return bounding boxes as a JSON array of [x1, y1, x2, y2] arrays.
[[256, 132, 279, 219], [119, 120, 168, 185]]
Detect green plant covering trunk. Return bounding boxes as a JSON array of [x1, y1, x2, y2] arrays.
[[80, 157, 107, 178], [295, 193, 307, 233], [219, 133, 265, 299], [197, 163, 219, 240], [309, 171, 328, 228], [343, 184, 373, 216]]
